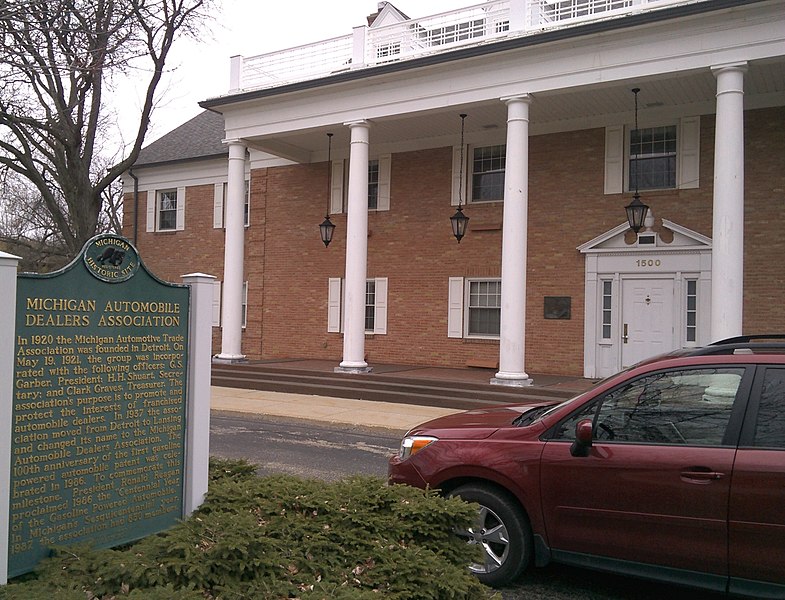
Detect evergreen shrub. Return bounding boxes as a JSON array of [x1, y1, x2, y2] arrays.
[[0, 458, 493, 599]]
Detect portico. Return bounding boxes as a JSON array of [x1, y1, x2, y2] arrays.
[[189, 0, 784, 378]]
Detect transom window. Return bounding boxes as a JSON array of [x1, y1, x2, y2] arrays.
[[158, 189, 178, 230], [630, 125, 677, 190], [471, 145, 505, 202], [468, 279, 501, 337]]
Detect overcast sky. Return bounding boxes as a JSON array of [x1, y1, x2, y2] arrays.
[[116, 0, 466, 147]]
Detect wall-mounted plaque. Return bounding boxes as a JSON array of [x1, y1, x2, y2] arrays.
[[544, 296, 571, 320]]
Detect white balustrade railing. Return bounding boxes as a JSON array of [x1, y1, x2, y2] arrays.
[[231, 35, 354, 92], [229, 0, 705, 93]]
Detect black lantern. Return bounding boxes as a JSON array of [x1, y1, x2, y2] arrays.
[[450, 205, 469, 243], [319, 132, 336, 247], [625, 193, 648, 234], [626, 88, 649, 233], [451, 113, 470, 243], [319, 215, 336, 247]]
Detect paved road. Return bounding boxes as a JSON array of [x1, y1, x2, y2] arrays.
[[210, 411, 400, 480], [209, 411, 724, 600]]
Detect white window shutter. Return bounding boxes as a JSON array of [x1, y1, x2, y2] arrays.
[[146, 190, 156, 232], [330, 160, 344, 214], [327, 277, 342, 333], [604, 125, 624, 195], [451, 145, 466, 206], [176, 186, 186, 230], [213, 183, 224, 228], [679, 116, 700, 190], [376, 155, 391, 211], [448, 277, 464, 338], [212, 281, 222, 327], [373, 277, 388, 334]]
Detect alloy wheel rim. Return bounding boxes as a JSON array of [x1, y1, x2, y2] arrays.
[[456, 505, 510, 574]]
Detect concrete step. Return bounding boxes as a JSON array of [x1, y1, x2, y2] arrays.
[[211, 363, 575, 411]]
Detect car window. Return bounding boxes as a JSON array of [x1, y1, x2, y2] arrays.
[[550, 398, 599, 440], [552, 367, 745, 446], [753, 367, 785, 449]]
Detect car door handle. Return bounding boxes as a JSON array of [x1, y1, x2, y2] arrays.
[[680, 468, 725, 482]]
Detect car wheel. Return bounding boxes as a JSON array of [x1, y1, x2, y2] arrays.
[[449, 483, 532, 587]]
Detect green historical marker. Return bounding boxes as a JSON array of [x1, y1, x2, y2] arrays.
[[8, 235, 189, 577]]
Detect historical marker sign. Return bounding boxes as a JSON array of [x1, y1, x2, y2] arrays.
[[8, 235, 189, 577]]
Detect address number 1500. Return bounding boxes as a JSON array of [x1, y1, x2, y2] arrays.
[[636, 259, 662, 267]]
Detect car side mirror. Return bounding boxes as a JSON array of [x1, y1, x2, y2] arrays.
[[570, 419, 594, 457]]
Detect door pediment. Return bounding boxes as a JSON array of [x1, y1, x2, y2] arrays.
[[578, 220, 712, 254]]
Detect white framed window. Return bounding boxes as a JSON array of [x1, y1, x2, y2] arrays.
[[601, 280, 613, 340], [629, 125, 677, 191], [146, 187, 185, 232], [327, 277, 387, 334], [158, 189, 178, 230], [471, 145, 505, 203], [447, 277, 501, 339], [330, 156, 391, 213], [685, 279, 698, 344], [367, 160, 379, 210], [213, 180, 250, 228], [604, 117, 699, 194]]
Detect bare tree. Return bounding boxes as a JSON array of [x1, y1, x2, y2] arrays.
[[0, 0, 212, 259]]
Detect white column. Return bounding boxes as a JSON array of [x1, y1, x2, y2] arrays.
[[182, 272, 215, 515], [0, 250, 21, 585], [710, 64, 746, 342], [337, 121, 372, 373], [493, 96, 533, 386], [215, 140, 247, 361]]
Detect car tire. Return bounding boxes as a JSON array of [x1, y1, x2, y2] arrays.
[[449, 483, 532, 587]]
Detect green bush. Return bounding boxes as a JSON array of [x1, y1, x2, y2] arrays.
[[1, 459, 493, 599]]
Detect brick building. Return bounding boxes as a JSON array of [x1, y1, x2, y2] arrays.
[[123, 0, 785, 382]]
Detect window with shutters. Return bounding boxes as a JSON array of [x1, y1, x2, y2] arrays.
[[447, 277, 501, 339], [327, 277, 388, 334]]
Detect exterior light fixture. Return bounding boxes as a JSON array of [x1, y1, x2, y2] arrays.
[[320, 133, 336, 247], [319, 215, 335, 247], [450, 113, 470, 243], [625, 88, 649, 233]]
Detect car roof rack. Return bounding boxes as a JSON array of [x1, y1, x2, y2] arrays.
[[687, 334, 785, 356]]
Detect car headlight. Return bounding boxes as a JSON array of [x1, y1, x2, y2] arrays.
[[399, 435, 438, 460]]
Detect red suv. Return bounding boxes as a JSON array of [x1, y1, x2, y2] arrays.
[[388, 336, 785, 597]]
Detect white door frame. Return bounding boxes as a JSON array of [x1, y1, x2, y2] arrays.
[[579, 220, 712, 379]]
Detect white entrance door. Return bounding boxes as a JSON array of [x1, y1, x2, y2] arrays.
[[621, 278, 676, 368]]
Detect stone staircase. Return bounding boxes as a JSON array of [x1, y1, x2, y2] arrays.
[[211, 362, 579, 411]]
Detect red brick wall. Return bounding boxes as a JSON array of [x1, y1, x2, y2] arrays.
[[125, 106, 785, 375], [742, 107, 785, 332]]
